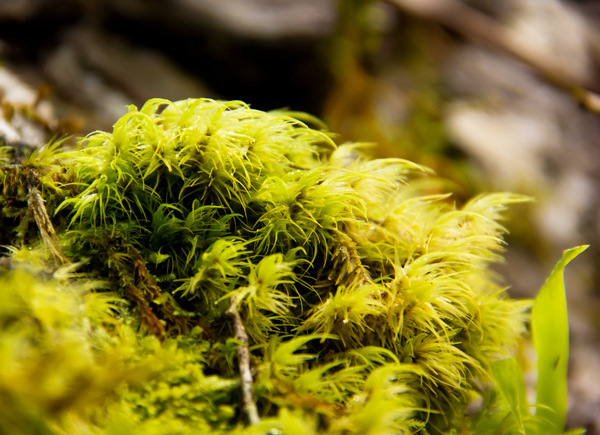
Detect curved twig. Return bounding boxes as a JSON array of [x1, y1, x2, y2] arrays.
[[387, 0, 600, 111]]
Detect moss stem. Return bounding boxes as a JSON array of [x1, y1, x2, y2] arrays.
[[27, 184, 69, 266]]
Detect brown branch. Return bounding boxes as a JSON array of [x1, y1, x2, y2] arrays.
[[387, 0, 600, 105], [226, 295, 260, 425]]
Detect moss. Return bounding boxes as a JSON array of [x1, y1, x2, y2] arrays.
[[0, 98, 569, 434]]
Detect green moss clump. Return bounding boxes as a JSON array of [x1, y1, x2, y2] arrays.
[[1, 98, 539, 433]]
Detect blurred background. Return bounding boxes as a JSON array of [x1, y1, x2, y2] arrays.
[[1, 0, 599, 432]]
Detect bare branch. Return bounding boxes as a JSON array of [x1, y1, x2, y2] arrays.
[[226, 295, 260, 425], [387, 0, 600, 99]]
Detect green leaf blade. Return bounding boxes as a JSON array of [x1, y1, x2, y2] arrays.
[[532, 245, 588, 433]]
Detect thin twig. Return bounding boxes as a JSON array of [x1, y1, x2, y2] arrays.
[[387, 0, 600, 106], [226, 295, 260, 425]]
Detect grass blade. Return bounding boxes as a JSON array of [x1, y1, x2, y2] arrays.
[[531, 245, 588, 433]]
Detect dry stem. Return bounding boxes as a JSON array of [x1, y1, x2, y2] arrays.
[[226, 295, 260, 425]]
